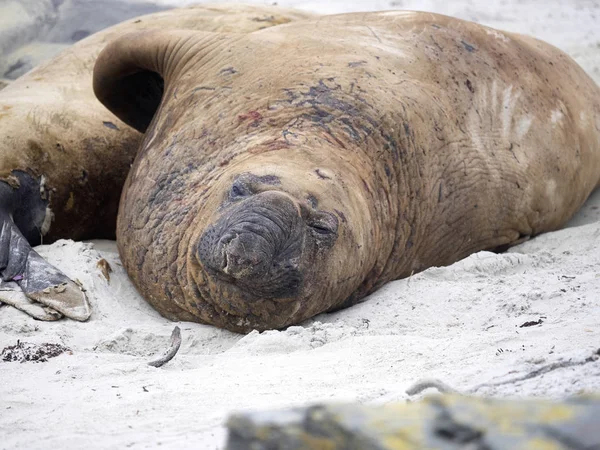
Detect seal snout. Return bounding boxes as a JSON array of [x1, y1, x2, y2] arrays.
[[197, 189, 305, 299]]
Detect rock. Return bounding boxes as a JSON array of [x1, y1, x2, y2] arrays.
[[43, 0, 170, 43], [1, 42, 69, 79], [226, 394, 600, 449], [0, 0, 169, 79], [0, 0, 57, 59]]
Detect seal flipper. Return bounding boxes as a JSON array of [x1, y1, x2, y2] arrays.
[[0, 217, 90, 321], [0, 173, 90, 321], [20, 251, 90, 321], [0, 280, 63, 321]]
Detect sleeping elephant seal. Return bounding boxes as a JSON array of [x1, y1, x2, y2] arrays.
[[0, 5, 313, 321], [94, 11, 600, 333]]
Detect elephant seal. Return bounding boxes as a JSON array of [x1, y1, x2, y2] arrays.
[[0, 4, 313, 321], [93, 11, 600, 333]]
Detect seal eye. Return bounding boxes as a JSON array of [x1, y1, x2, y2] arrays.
[[308, 211, 339, 236], [229, 180, 253, 200], [310, 224, 334, 235]]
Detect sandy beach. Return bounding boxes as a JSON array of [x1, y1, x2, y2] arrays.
[[1, 1, 599, 448]]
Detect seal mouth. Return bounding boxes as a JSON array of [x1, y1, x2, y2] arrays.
[[219, 232, 271, 279]]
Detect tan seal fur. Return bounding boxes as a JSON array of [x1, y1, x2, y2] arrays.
[[0, 4, 313, 241], [0, 4, 313, 321], [94, 11, 600, 333]]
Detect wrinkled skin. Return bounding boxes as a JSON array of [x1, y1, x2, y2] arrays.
[[0, 4, 313, 242], [0, 4, 313, 321], [94, 11, 600, 333]]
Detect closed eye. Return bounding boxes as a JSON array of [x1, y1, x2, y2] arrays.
[[309, 223, 335, 235], [307, 211, 338, 236], [229, 180, 253, 200]]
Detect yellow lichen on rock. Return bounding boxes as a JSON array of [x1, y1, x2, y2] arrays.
[[226, 395, 600, 449]]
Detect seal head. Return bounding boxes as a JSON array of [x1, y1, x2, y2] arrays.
[[179, 143, 376, 332], [197, 172, 339, 300]]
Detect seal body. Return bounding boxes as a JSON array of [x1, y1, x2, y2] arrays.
[[95, 11, 600, 333], [0, 5, 313, 321], [0, 4, 313, 242]]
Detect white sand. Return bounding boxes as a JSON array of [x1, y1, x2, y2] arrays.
[[1, 1, 600, 449]]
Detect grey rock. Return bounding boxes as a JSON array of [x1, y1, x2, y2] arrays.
[[0, 0, 58, 58], [0, 0, 169, 79], [226, 394, 600, 449], [1, 42, 70, 79], [43, 0, 170, 43]]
